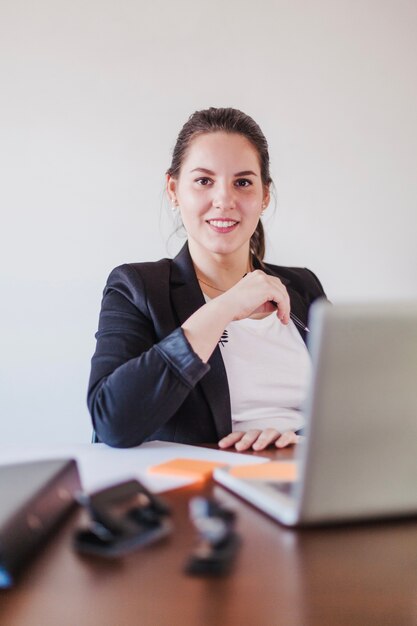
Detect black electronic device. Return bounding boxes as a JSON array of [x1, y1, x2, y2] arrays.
[[74, 479, 172, 557], [0, 458, 81, 588]]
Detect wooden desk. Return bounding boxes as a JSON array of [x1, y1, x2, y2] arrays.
[[1, 447, 417, 626]]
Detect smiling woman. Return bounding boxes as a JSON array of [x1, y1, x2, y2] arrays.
[[87, 108, 327, 451], [168, 132, 268, 266]]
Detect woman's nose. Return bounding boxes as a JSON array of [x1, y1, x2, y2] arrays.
[[212, 186, 236, 210]]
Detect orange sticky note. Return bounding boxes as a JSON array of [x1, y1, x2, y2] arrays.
[[229, 461, 298, 482], [148, 458, 226, 481]]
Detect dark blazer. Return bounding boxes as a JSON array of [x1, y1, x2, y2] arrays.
[[87, 242, 326, 448]]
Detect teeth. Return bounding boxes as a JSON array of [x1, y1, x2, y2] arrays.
[[208, 220, 237, 228]]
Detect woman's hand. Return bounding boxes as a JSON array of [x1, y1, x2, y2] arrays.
[[181, 270, 290, 364], [220, 270, 291, 323], [218, 428, 302, 452]]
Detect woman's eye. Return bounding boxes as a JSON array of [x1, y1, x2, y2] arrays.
[[195, 177, 212, 186], [235, 178, 252, 187]]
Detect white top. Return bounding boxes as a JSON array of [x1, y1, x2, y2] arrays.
[[216, 310, 311, 433]]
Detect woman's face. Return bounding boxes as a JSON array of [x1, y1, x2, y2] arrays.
[[167, 131, 269, 261]]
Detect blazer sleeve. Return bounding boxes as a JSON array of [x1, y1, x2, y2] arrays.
[[87, 264, 210, 448]]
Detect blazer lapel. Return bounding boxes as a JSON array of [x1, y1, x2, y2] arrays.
[[170, 244, 232, 439]]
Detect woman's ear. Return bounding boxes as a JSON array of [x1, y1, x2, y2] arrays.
[[263, 185, 271, 208], [166, 174, 178, 205]]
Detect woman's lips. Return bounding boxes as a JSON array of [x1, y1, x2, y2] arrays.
[[206, 219, 239, 233]]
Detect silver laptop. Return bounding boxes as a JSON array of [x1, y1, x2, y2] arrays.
[[214, 300, 417, 526]]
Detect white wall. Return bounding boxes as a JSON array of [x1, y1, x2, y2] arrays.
[[1, 0, 416, 444]]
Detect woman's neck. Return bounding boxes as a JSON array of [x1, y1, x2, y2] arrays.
[[188, 241, 251, 293]]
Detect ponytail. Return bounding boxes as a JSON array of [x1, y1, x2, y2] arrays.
[[250, 220, 266, 267]]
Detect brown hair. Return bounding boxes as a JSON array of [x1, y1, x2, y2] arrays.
[[167, 107, 272, 263]]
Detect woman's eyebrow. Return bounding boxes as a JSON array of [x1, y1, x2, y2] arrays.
[[190, 167, 215, 174], [190, 167, 258, 176], [234, 170, 257, 177]]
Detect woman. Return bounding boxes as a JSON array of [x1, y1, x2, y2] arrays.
[[88, 107, 326, 451]]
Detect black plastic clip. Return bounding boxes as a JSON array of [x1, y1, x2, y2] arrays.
[[185, 497, 240, 576], [74, 479, 171, 557]]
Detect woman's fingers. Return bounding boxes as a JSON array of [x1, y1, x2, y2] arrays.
[[275, 432, 303, 448], [272, 285, 291, 325], [225, 270, 291, 323], [219, 429, 303, 451], [234, 430, 262, 451], [218, 431, 245, 449], [245, 271, 291, 324], [252, 428, 282, 451], [218, 430, 262, 450]]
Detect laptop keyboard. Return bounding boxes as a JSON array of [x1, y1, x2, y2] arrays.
[[266, 481, 294, 496]]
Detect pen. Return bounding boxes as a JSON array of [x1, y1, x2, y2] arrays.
[[290, 312, 310, 333], [268, 300, 310, 333]]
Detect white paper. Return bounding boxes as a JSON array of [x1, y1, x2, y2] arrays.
[[0, 441, 268, 494]]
